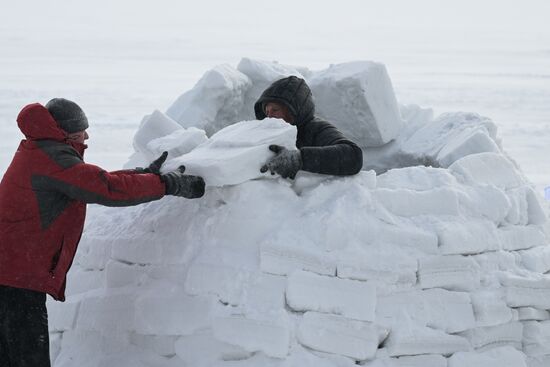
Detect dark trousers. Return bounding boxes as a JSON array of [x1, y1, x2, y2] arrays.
[[0, 285, 50, 367]]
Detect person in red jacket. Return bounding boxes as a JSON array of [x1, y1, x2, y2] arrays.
[[0, 98, 205, 367]]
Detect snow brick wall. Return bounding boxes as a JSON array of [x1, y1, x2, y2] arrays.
[[49, 60, 550, 367]]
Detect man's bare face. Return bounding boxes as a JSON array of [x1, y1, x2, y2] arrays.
[[67, 130, 89, 144], [265, 102, 295, 124]]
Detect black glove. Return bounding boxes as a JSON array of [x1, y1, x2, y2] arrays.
[[136, 151, 168, 175], [260, 145, 302, 179], [161, 166, 205, 199]]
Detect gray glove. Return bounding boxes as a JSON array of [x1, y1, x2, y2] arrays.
[[136, 151, 168, 175], [161, 166, 205, 199], [260, 145, 302, 179]]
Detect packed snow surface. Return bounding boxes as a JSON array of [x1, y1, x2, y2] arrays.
[[48, 59, 550, 367]]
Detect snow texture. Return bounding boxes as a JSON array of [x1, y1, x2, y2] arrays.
[[46, 59, 550, 367]]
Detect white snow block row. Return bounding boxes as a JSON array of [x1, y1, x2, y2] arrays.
[[212, 313, 291, 358], [458, 185, 510, 224], [377, 166, 457, 191], [518, 308, 550, 321], [385, 324, 471, 357], [134, 291, 213, 335], [499, 225, 547, 251], [129, 333, 176, 357], [184, 262, 249, 305], [242, 273, 287, 313], [458, 322, 523, 351], [175, 331, 251, 367], [166, 64, 252, 136], [337, 249, 418, 285], [163, 119, 297, 187], [47, 299, 80, 332], [418, 255, 480, 291], [435, 219, 500, 255], [76, 292, 136, 333], [449, 152, 523, 190], [519, 244, 550, 273], [105, 260, 147, 288], [297, 311, 379, 361], [64, 268, 104, 295], [133, 110, 184, 161], [500, 274, 550, 309], [260, 242, 336, 276], [523, 321, 550, 356], [365, 354, 447, 367], [528, 356, 550, 367], [436, 127, 501, 168], [470, 291, 514, 328], [309, 61, 404, 147], [401, 112, 498, 163], [374, 188, 459, 217], [286, 270, 377, 322], [448, 346, 527, 367], [376, 288, 475, 333]]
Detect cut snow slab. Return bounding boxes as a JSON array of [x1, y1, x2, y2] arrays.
[[309, 61, 404, 147], [162, 118, 297, 187]]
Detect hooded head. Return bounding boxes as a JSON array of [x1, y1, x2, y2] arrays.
[[45, 98, 89, 134], [254, 76, 315, 126]]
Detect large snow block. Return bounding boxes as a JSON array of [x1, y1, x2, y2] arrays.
[[437, 128, 501, 168], [401, 112, 497, 163], [309, 61, 403, 147], [337, 247, 418, 285], [448, 346, 527, 367], [133, 110, 183, 161], [146, 127, 208, 160], [242, 273, 286, 313], [76, 292, 136, 333], [365, 354, 447, 367], [260, 241, 336, 276], [129, 333, 176, 357], [134, 291, 213, 335], [458, 185, 511, 224], [47, 299, 80, 332], [374, 187, 460, 217], [523, 321, 550, 356], [500, 274, 550, 309], [435, 219, 500, 255], [105, 260, 148, 288], [385, 324, 471, 357], [184, 262, 249, 306], [286, 270, 376, 321], [174, 331, 251, 367], [166, 64, 252, 136], [518, 308, 550, 322], [519, 244, 550, 273], [418, 255, 480, 291], [458, 322, 523, 351], [376, 288, 475, 333], [470, 290, 513, 328], [449, 152, 523, 189], [297, 311, 379, 361], [163, 119, 297, 187], [498, 225, 547, 251], [212, 313, 291, 358], [376, 166, 458, 191]]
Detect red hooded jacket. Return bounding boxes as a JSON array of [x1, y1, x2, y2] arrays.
[[0, 103, 166, 301]]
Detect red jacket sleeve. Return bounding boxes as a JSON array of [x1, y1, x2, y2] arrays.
[[44, 162, 166, 206]]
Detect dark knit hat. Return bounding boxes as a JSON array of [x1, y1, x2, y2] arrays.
[[45, 98, 89, 133]]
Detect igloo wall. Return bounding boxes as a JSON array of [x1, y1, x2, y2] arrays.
[[48, 59, 550, 367]]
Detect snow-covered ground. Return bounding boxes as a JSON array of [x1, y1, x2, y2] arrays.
[[2, 1, 550, 366]]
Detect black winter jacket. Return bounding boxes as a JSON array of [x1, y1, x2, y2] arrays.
[[254, 76, 363, 176]]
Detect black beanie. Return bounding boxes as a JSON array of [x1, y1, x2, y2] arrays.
[[45, 98, 89, 133]]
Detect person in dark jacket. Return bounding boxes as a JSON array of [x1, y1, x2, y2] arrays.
[[255, 76, 363, 179], [0, 98, 205, 367]]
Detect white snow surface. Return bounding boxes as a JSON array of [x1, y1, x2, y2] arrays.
[[48, 60, 550, 366]]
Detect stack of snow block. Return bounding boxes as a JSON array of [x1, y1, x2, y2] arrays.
[[47, 63, 550, 367]]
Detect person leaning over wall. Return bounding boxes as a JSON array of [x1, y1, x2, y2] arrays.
[[255, 75, 363, 179], [0, 98, 205, 367]]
